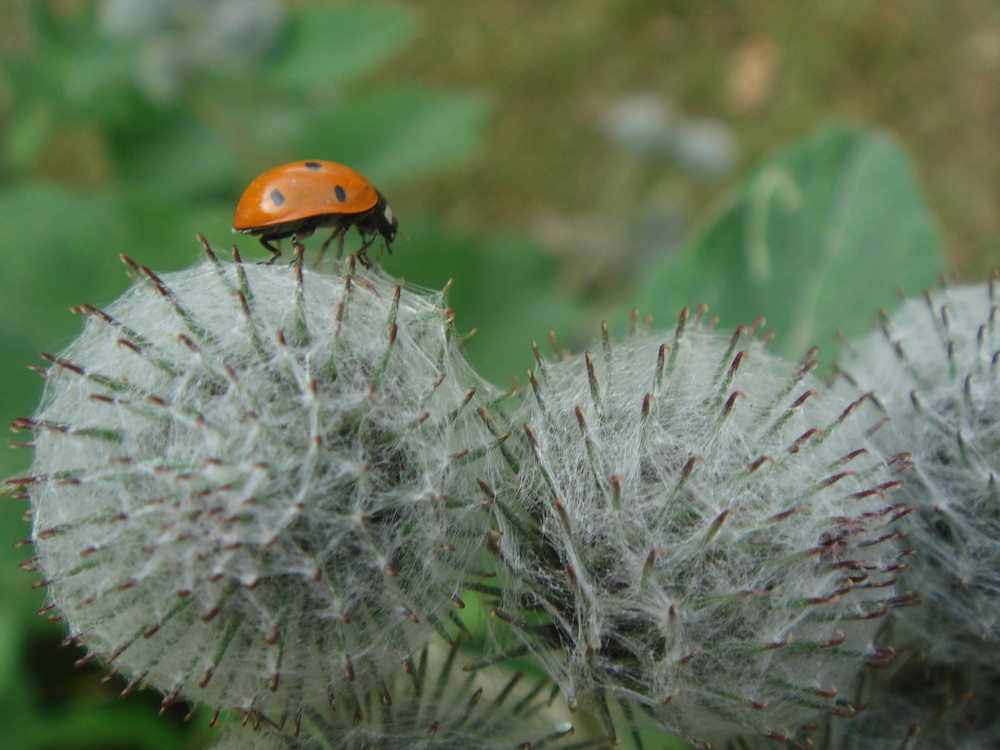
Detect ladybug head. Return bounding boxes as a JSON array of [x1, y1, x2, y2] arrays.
[[376, 192, 399, 246]]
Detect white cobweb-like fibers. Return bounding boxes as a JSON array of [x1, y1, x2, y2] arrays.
[[839, 281, 1000, 659], [831, 280, 1000, 750], [486, 312, 913, 747], [19, 257, 502, 726]]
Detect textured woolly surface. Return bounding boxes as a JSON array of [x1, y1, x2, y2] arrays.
[[204, 649, 586, 750], [842, 282, 1000, 659], [833, 281, 1000, 750], [490, 313, 911, 745], [24, 259, 501, 724]]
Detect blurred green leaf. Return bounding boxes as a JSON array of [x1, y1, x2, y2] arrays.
[[0, 183, 132, 346], [268, 2, 417, 91], [0, 582, 26, 697], [15, 700, 209, 750], [115, 117, 240, 201], [3, 102, 58, 174], [0, 183, 135, 493], [0, 6, 147, 132], [389, 219, 583, 386], [63, 37, 144, 123], [633, 126, 945, 362], [299, 86, 490, 185]]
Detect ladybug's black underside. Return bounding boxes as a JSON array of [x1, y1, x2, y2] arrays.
[[237, 199, 397, 264], [236, 209, 384, 244]]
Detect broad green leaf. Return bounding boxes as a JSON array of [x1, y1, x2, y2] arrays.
[[633, 126, 945, 362], [268, 3, 416, 91]]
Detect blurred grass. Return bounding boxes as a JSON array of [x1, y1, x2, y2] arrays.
[[0, 1, 994, 749], [389, 1, 999, 277]]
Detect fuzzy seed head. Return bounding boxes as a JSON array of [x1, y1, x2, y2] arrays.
[[491, 315, 909, 744], [21, 259, 498, 724], [839, 281, 1000, 661]]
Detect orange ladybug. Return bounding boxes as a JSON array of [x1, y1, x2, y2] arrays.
[[233, 160, 398, 263]]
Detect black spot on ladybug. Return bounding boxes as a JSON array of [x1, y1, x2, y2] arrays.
[[270, 189, 285, 207], [335, 185, 347, 202], [304, 161, 322, 170]]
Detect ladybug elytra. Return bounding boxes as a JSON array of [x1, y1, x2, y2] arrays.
[[233, 160, 398, 264]]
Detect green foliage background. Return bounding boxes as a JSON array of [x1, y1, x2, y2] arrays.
[[0, 2, 994, 748]]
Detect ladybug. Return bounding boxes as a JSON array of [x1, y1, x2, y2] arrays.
[[233, 160, 398, 264]]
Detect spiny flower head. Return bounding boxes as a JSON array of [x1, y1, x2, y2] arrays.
[[11, 247, 503, 726], [484, 310, 913, 747], [206, 646, 598, 750], [830, 279, 1000, 750], [837, 279, 1000, 661]]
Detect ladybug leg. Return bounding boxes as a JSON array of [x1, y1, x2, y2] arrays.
[[259, 236, 283, 264], [318, 228, 347, 265], [356, 229, 376, 267]]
